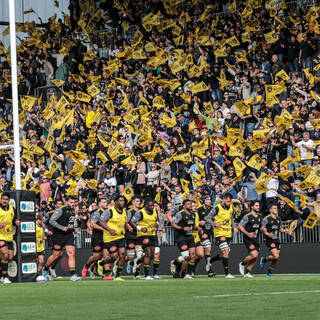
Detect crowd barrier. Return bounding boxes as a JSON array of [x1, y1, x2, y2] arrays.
[[61, 222, 320, 250]]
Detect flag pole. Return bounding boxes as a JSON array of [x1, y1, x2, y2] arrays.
[[9, 0, 21, 190]]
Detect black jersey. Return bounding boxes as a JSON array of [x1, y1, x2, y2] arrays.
[[262, 214, 281, 240], [172, 210, 195, 238], [89, 209, 103, 237], [239, 212, 263, 240], [197, 205, 213, 231], [126, 209, 139, 239], [49, 206, 75, 235]]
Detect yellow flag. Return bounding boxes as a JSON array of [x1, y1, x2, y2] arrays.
[[160, 113, 177, 128], [189, 81, 209, 94], [76, 91, 92, 103], [264, 30, 279, 44], [65, 150, 87, 161], [68, 161, 86, 179], [180, 179, 190, 192], [121, 154, 137, 166], [31, 183, 42, 194], [107, 116, 121, 127], [275, 69, 290, 80], [174, 153, 192, 164], [233, 158, 246, 176], [303, 68, 315, 87], [51, 79, 65, 87], [141, 149, 157, 162], [86, 179, 99, 189], [226, 35, 240, 47], [122, 185, 134, 202], [105, 100, 114, 112], [0, 118, 9, 131], [303, 212, 319, 228], [242, 31, 251, 43], [204, 101, 214, 114], [87, 84, 100, 97], [190, 174, 203, 187], [241, 5, 253, 18], [295, 165, 313, 178], [228, 0, 237, 13], [305, 167, 320, 186], [276, 170, 293, 180], [97, 151, 108, 163]]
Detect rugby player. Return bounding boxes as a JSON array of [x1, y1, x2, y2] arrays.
[[191, 200, 204, 276], [126, 196, 143, 278], [171, 199, 197, 279], [197, 196, 214, 276], [43, 195, 81, 281], [260, 203, 289, 276], [0, 193, 20, 284], [205, 193, 236, 279], [99, 195, 128, 280], [238, 201, 263, 278], [43, 199, 64, 279], [131, 198, 160, 280], [36, 213, 46, 282], [81, 198, 108, 278]]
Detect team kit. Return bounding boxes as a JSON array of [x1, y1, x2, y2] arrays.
[[0, 192, 288, 282]]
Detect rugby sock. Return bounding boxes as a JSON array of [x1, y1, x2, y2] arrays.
[[268, 266, 274, 274], [153, 261, 160, 275], [99, 260, 106, 267], [116, 266, 123, 277], [51, 263, 57, 270], [187, 262, 195, 275], [85, 263, 90, 269], [205, 254, 211, 264], [1, 260, 8, 277], [70, 268, 76, 276], [44, 264, 50, 272], [144, 265, 150, 277], [221, 257, 229, 275], [37, 271, 41, 276], [210, 254, 221, 263], [181, 271, 186, 278], [193, 260, 200, 274]]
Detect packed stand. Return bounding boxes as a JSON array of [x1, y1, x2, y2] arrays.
[[0, 0, 320, 237]]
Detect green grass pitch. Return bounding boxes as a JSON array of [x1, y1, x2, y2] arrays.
[[1, 275, 320, 320]]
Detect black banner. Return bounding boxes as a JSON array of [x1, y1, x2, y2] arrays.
[[7, 191, 37, 282]]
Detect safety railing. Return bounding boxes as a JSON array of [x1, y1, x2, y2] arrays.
[[66, 221, 320, 249]]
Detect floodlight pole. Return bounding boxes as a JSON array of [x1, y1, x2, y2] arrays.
[[9, 0, 21, 190]]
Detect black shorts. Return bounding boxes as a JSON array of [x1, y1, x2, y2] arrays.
[[103, 238, 126, 253], [200, 230, 212, 244], [195, 241, 203, 247], [126, 238, 138, 250], [215, 236, 231, 250], [244, 238, 260, 252], [0, 240, 13, 250], [47, 235, 54, 250], [138, 236, 158, 249], [176, 236, 195, 252], [266, 238, 281, 250], [37, 251, 45, 256], [52, 232, 75, 251], [91, 233, 103, 253]]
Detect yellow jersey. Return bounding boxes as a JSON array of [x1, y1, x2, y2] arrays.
[[192, 211, 200, 243], [103, 206, 127, 243], [36, 223, 45, 252], [0, 205, 15, 242], [137, 208, 158, 237], [213, 204, 233, 238]]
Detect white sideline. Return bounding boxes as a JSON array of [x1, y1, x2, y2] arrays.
[[194, 290, 320, 299]]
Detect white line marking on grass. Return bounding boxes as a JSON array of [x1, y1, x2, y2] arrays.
[[194, 290, 320, 299]]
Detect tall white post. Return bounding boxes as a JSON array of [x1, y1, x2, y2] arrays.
[[9, 0, 21, 190]]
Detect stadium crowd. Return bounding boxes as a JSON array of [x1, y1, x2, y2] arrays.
[[1, 0, 320, 281]]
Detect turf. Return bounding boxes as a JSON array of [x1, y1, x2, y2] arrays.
[[1, 274, 320, 320]]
